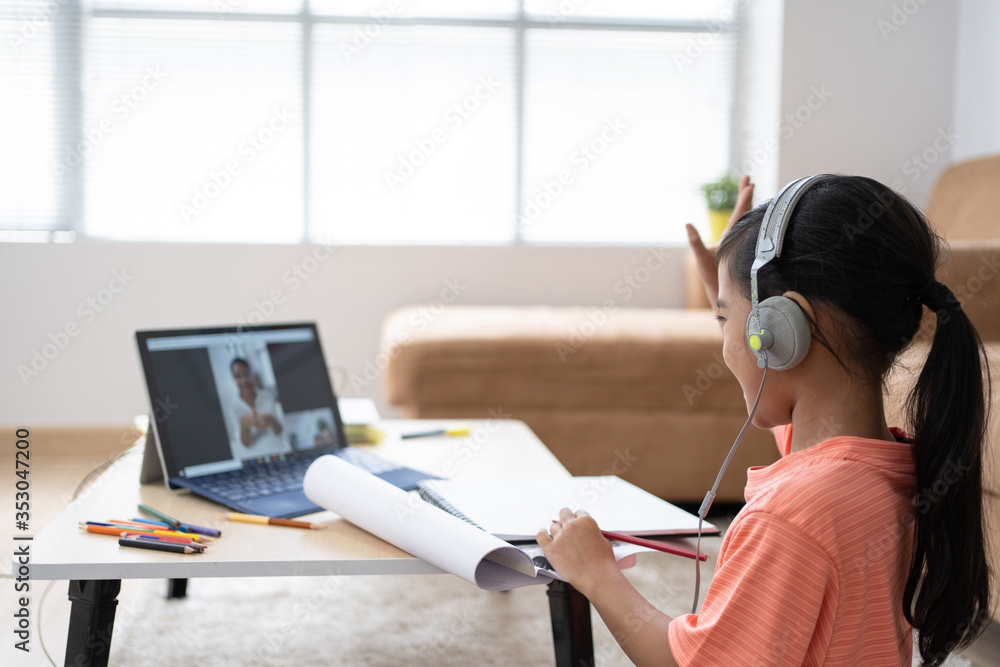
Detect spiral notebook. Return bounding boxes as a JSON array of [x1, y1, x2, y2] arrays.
[[416, 476, 717, 542]]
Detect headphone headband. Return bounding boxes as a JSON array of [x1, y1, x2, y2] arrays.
[[748, 174, 834, 367]]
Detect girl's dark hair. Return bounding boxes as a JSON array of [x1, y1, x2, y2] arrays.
[[717, 175, 991, 666], [230, 357, 250, 372]]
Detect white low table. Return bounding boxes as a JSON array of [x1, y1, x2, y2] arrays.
[[29, 420, 595, 666]]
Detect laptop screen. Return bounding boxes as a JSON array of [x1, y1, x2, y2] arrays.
[[136, 323, 346, 482]]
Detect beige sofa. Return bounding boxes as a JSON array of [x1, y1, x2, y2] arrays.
[[382, 157, 1000, 515]]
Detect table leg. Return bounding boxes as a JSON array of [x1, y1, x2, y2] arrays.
[[547, 580, 595, 667], [167, 578, 188, 598], [65, 579, 121, 667]]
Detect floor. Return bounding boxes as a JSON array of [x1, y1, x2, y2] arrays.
[[4, 428, 1000, 666]]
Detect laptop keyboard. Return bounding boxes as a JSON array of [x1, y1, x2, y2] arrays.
[[335, 446, 404, 475], [197, 447, 403, 502]]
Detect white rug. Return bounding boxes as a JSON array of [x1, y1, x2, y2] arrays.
[[103, 527, 970, 667], [105, 546, 716, 666]]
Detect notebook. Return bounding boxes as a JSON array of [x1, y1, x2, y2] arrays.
[[135, 322, 438, 518], [417, 476, 717, 542]]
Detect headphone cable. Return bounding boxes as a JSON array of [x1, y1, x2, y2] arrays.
[[692, 355, 768, 614]]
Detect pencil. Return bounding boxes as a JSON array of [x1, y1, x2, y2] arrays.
[[118, 537, 198, 554], [219, 512, 325, 530], [136, 506, 223, 538], [78, 524, 204, 545], [131, 517, 221, 538], [138, 503, 181, 528], [400, 426, 470, 439], [80, 523, 153, 537], [92, 521, 213, 542], [136, 535, 207, 551], [107, 521, 214, 542], [601, 530, 708, 562]]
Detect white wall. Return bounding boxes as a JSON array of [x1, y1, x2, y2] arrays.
[[5, 0, 990, 427], [0, 243, 684, 426], [733, 0, 784, 197], [778, 0, 960, 210], [952, 0, 1000, 161]]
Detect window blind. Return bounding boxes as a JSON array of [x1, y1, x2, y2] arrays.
[[2, 0, 738, 244], [1, 0, 71, 230]]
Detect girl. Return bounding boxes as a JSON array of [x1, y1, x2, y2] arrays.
[[537, 175, 991, 666]]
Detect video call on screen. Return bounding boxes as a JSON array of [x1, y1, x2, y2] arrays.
[[147, 328, 338, 478]]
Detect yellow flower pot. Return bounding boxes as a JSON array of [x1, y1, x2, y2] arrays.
[[708, 208, 734, 244]]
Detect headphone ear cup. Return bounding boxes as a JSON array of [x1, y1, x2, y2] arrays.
[[746, 296, 812, 370]]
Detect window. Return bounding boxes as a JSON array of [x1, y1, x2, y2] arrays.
[[2, 0, 738, 244]]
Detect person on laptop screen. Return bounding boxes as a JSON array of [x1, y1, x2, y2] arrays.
[[227, 357, 289, 457]]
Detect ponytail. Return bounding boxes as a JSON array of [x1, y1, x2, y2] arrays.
[[904, 284, 992, 666]]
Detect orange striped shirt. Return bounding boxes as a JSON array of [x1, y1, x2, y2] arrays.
[[668, 424, 916, 665]]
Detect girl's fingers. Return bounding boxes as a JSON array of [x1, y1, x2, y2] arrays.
[[686, 223, 707, 255]]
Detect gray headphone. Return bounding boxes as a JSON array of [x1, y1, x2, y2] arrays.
[[746, 174, 833, 370], [692, 174, 834, 615]]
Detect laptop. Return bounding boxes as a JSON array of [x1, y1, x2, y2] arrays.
[[135, 322, 437, 518]]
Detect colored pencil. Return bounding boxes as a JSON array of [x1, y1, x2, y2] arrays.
[[83, 521, 213, 542], [130, 533, 201, 545], [80, 524, 152, 537], [600, 531, 707, 562], [131, 516, 221, 538], [118, 537, 198, 554], [78, 524, 206, 545], [109, 521, 214, 542], [138, 503, 181, 528], [136, 535, 206, 551], [218, 512, 325, 530], [401, 426, 470, 439]]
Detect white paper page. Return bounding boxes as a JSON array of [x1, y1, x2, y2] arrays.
[[419, 476, 717, 539], [302, 455, 553, 590]]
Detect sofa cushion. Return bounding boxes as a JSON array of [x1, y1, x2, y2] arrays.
[[382, 306, 743, 413], [937, 241, 1000, 340], [885, 342, 1000, 497], [926, 154, 1000, 241]]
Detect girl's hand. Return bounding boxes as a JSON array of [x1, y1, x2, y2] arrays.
[[686, 175, 755, 307], [536, 508, 618, 597]]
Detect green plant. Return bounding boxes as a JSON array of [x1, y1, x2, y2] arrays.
[[701, 173, 739, 211]]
